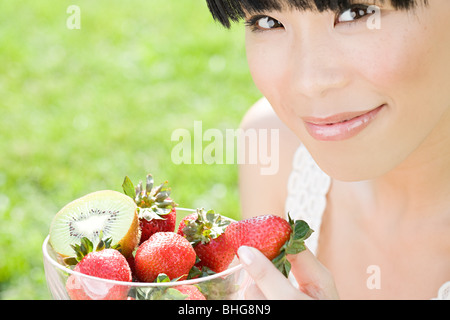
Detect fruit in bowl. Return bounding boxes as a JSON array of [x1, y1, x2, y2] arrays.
[[44, 174, 250, 300], [43, 173, 312, 300], [42, 231, 246, 300]]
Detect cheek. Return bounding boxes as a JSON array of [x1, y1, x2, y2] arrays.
[[357, 15, 450, 149], [319, 17, 450, 180], [246, 43, 283, 94], [246, 38, 299, 127], [353, 10, 450, 109], [356, 42, 415, 91]]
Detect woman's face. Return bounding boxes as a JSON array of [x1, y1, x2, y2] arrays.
[[245, 0, 450, 181]]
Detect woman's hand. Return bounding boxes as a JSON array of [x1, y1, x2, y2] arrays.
[[238, 246, 339, 300]]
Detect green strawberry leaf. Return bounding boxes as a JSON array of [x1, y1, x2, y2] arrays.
[[63, 256, 79, 266], [80, 237, 93, 257], [187, 265, 217, 280], [145, 174, 154, 195], [291, 219, 314, 242], [138, 207, 167, 221], [156, 273, 171, 283], [155, 189, 170, 202], [65, 235, 120, 266], [134, 274, 189, 300], [187, 265, 203, 279], [123, 174, 178, 212], [122, 176, 136, 199], [182, 208, 231, 245], [155, 273, 184, 283], [271, 214, 313, 277], [164, 288, 189, 300], [134, 287, 188, 300]]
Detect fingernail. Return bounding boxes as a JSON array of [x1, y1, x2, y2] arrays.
[[237, 246, 255, 266]]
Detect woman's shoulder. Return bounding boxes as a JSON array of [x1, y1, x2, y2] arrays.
[[240, 97, 300, 147], [238, 97, 302, 219], [241, 98, 290, 130]]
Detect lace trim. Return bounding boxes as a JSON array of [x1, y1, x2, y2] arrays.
[[435, 281, 450, 300], [284, 144, 331, 256]]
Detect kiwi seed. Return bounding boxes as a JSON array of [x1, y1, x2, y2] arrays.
[[49, 190, 140, 258]]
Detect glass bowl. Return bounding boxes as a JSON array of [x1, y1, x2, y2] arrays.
[[42, 208, 252, 300]]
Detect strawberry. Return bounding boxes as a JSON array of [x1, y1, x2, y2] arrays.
[[139, 207, 176, 244], [122, 174, 178, 244], [134, 232, 196, 282], [174, 285, 206, 300], [225, 214, 313, 277], [179, 209, 234, 273], [64, 237, 132, 300], [194, 235, 233, 273], [126, 255, 137, 280]]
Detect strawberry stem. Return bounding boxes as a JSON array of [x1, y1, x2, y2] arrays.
[[272, 214, 313, 277], [182, 208, 231, 246], [63, 234, 121, 266], [122, 174, 178, 221]]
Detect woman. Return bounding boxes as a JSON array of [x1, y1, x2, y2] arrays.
[[206, 0, 450, 299]]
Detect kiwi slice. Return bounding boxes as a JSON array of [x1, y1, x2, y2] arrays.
[[49, 190, 140, 258]]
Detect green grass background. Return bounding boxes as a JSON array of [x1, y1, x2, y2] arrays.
[[0, 0, 261, 299]]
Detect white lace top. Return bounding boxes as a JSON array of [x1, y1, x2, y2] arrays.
[[285, 144, 450, 300]]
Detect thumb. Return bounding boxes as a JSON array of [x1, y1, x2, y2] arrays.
[[237, 246, 312, 300], [287, 248, 339, 299]]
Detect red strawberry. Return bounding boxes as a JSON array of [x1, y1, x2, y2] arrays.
[[225, 214, 313, 277], [194, 235, 234, 273], [122, 174, 178, 244], [226, 215, 291, 260], [65, 237, 132, 300], [139, 207, 176, 244], [134, 232, 196, 282], [179, 209, 234, 273], [126, 255, 137, 280], [174, 285, 206, 300]]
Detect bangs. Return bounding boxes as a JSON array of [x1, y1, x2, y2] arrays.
[[206, 0, 427, 28]]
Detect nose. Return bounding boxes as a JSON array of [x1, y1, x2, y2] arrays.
[[290, 35, 350, 99]]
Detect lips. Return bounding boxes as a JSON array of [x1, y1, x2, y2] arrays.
[[303, 104, 385, 141]]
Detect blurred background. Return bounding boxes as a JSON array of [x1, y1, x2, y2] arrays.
[[0, 1, 260, 299]]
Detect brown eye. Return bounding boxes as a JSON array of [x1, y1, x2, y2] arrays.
[[256, 16, 283, 30], [245, 15, 284, 31], [337, 5, 370, 23]]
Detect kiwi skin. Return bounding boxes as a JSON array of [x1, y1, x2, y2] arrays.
[[49, 190, 141, 259], [118, 208, 140, 258]]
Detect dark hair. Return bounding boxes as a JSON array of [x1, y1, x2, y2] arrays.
[[206, 0, 428, 28]]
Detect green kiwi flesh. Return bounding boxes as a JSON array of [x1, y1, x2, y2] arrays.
[[49, 190, 139, 258]]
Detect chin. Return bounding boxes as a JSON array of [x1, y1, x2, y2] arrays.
[[316, 161, 385, 182], [302, 138, 402, 183]]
